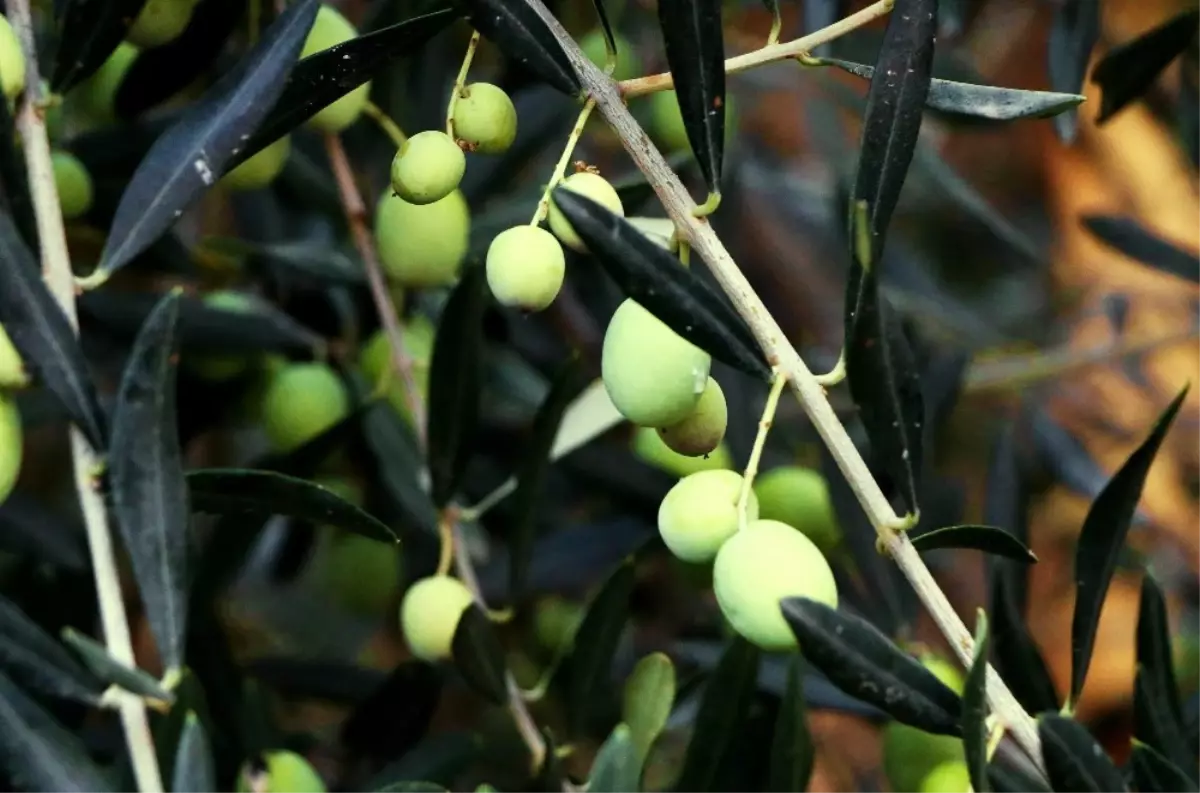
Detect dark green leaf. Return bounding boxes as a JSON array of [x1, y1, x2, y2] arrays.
[[0, 671, 114, 791], [0, 210, 106, 448], [95, 0, 319, 279], [1070, 386, 1188, 707], [1047, 0, 1101, 143], [0, 594, 101, 705], [61, 628, 174, 704], [1131, 743, 1200, 793], [202, 236, 366, 285], [588, 0, 617, 75], [767, 654, 813, 793], [1092, 10, 1200, 124], [461, 0, 581, 97], [1082, 215, 1199, 284], [0, 492, 88, 571], [341, 661, 443, 762], [911, 524, 1037, 563], [675, 636, 760, 792], [375, 783, 448, 793], [186, 468, 399, 544], [237, 7, 460, 167], [510, 354, 584, 602], [844, 227, 924, 516], [819, 57, 1085, 122], [780, 597, 961, 734], [985, 422, 1031, 605], [450, 606, 508, 706], [427, 262, 487, 507], [655, 0, 726, 197], [550, 188, 770, 379], [1134, 668, 1197, 781], [986, 760, 1053, 793], [850, 0, 936, 265], [589, 724, 642, 793], [364, 732, 479, 790], [109, 289, 189, 674], [50, 0, 149, 93], [563, 557, 637, 735], [361, 401, 438, 536], [149, 668, 214, 787], [0, 95, 37, 253], [622, 652, 675, 765], [172, 712, 216, 793], [989, 569, 1059, 715], [1038, 713, 1128, 793], [963, 611, 991, 793], [1135, 574, 1190, 771]]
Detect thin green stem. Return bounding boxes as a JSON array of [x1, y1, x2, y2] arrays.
[[530, 97, 597, 226], [737, 368, 787, 532], [446, 30, 481, 137], [363, 101, 408, 149]]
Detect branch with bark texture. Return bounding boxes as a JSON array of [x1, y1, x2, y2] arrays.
[[524, 0, 1046, 773]]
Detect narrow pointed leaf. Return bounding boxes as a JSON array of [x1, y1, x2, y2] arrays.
[[780, 597, 961, 734], [109, 289, 189, 674], [61, 628, 174, 704], [963, 611, 991, 793], [236, 7, 460, 167], [0, 492, 88, 571], [427, 262, 487, 508], [1134, 668, 1197, 779], [656, 0, 726, 196], [911, 524, 1037, 563], [149, 668, 213, 787], [461, 0, 580, 97], [1092, 10, 1200, 124], [172, 712, 216, 793], [50, 0, 150, 93], [0, 96, 37, 253], [563, 557, 636, 734], [1131, 743, 1200, 793], [1082, 215, 1199, 284], [0, 595, 101, 705], [989, 570, 1059, 715], [0, 671, 114, 791], [550, 189, 770, 379], [588, 724, 642, 793], [186, 469, 399, 544], [1038, 713, 1128, 793], [622, 652, 675, 766], [1047, 0, 1101, 143], [510, 355, 584, 602], [450, 605, 508, 706], [985, 423, 1031, 604], [676, 636, 760, 792], [1070, 386, 1188, 707], [588, 0, 617, 75], [361, 401, 438, 535], [850, 0, 936, 264], [341, 661, 443, 762], [767, 655, 814, 793], [817, 58, 1085, 122], [0, 210, 105, 448], [1135, 575, 1189, 763], [96, 0, 319, 278]]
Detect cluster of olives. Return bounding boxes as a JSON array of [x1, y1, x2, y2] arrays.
[[882, 654, 973, 793]]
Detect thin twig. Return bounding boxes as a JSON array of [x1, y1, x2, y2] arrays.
[[530, 97, 596, 226], [446, 30, 481, 137], [323, 133, 428, 448], [7, 1, 163, 790], [526, 0, 1046, 773], [737, 368, 787, 532]]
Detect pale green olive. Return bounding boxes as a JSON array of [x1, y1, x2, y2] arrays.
[[451, 82, 517, 155], [548, 171, 624, 253], [919, 761, 972, 793], [602, 299, 710, 427], [74, 42, 139, 123], [375, 188, 470, 288], [578, 29, 640, 80], [399, 575, 475, 661], [752, 466, 842, 554], [632, 425, 732, 477], [0, 14, 25, 103], [222, 135, 291, 192], [0, 391, 21, 506], [658, 377, 726, 457], [260, 362, 350, 452], [300, 5, 370, 133], [359, 317, 435, 424], [126, 0, 200, 49], [648, 89, 738, 153], [0, 324, 28, 389], [486, 225, 565, 311], [881, 654, 967, 793], [713, 518, 838, 651], [236, 750, 326, 793], [51, 151, 93, 220], [532, 595, 583, 655], [317, 531, 401, 615], [390, 130, 465, 205], [657, 469, 757, 563]]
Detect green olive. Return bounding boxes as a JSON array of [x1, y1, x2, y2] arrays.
[[647, 89, 737, 153], [919, 761, 972, 793], [548, 171, 624, 253], [260, 362, 350, 452], [74, 42, 139, 123], [51, 151, 93, 220], [317, 530, 401, 615], [390, 130, 465, 205], [486, 225, 565, 311], [713, 519, 838, 651], [126, 0, 200, 49], [658, 377, 726, 457], [236, 751, 326, 793], [0, 391, 22, 506], [532, 595, 583, 655], [578, 29, 640, 80], [657, 469, 757, 563], [752, 466, 842, 554], [300, 5, 370, 133], [222, 135, 291, 192], [882, 655, 967, 792], [0, 324, 28, 389], [632, 425, 732, 477], [358, 316, 436, 425], [451, 82, 517, 155], [602, 299, 710, 427], [399, 575, 475, 661], [374, 188, 470, 288], [0, 14, 25, 103]]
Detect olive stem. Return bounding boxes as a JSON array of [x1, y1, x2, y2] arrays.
[[446, 30, 481, 138], [7, 1, 164, 791], [737, 368, 787, 533], [435, 511, 455, 577], [363, 101, 408, 149], [323, 133, 428, 449], [527, 0, 1047, 776], [618, 0, 894, 99], [530, 97, 597, 227]]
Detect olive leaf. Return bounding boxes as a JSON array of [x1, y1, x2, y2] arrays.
[[767, 654, 814, 793], [1134, 574, 1195, 776], [0, 95, 37, 253], [61, 628, 174, 704], [0, 594, 102, 706], [340, 661, 443, 763], [1047, 0, 1101, 143], [460, 0, 581, 97], [1082, 215, 1199, 285], [1092, 10, 1200, 124], [450, 606, 508, 706], [587, 0, 617, 75], [911, 524, 1036, 563], [587, 724, 642, 793], [1038, 713, 1129, 792], [50, 0, 149, 93], [962, 611, 991, 793], [172, 713, 217, 793], [676, 636, 760, 792], [1131, 743, 1199, 793], [622, 652, 675, 766], [988, 569, 1059, 716]]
